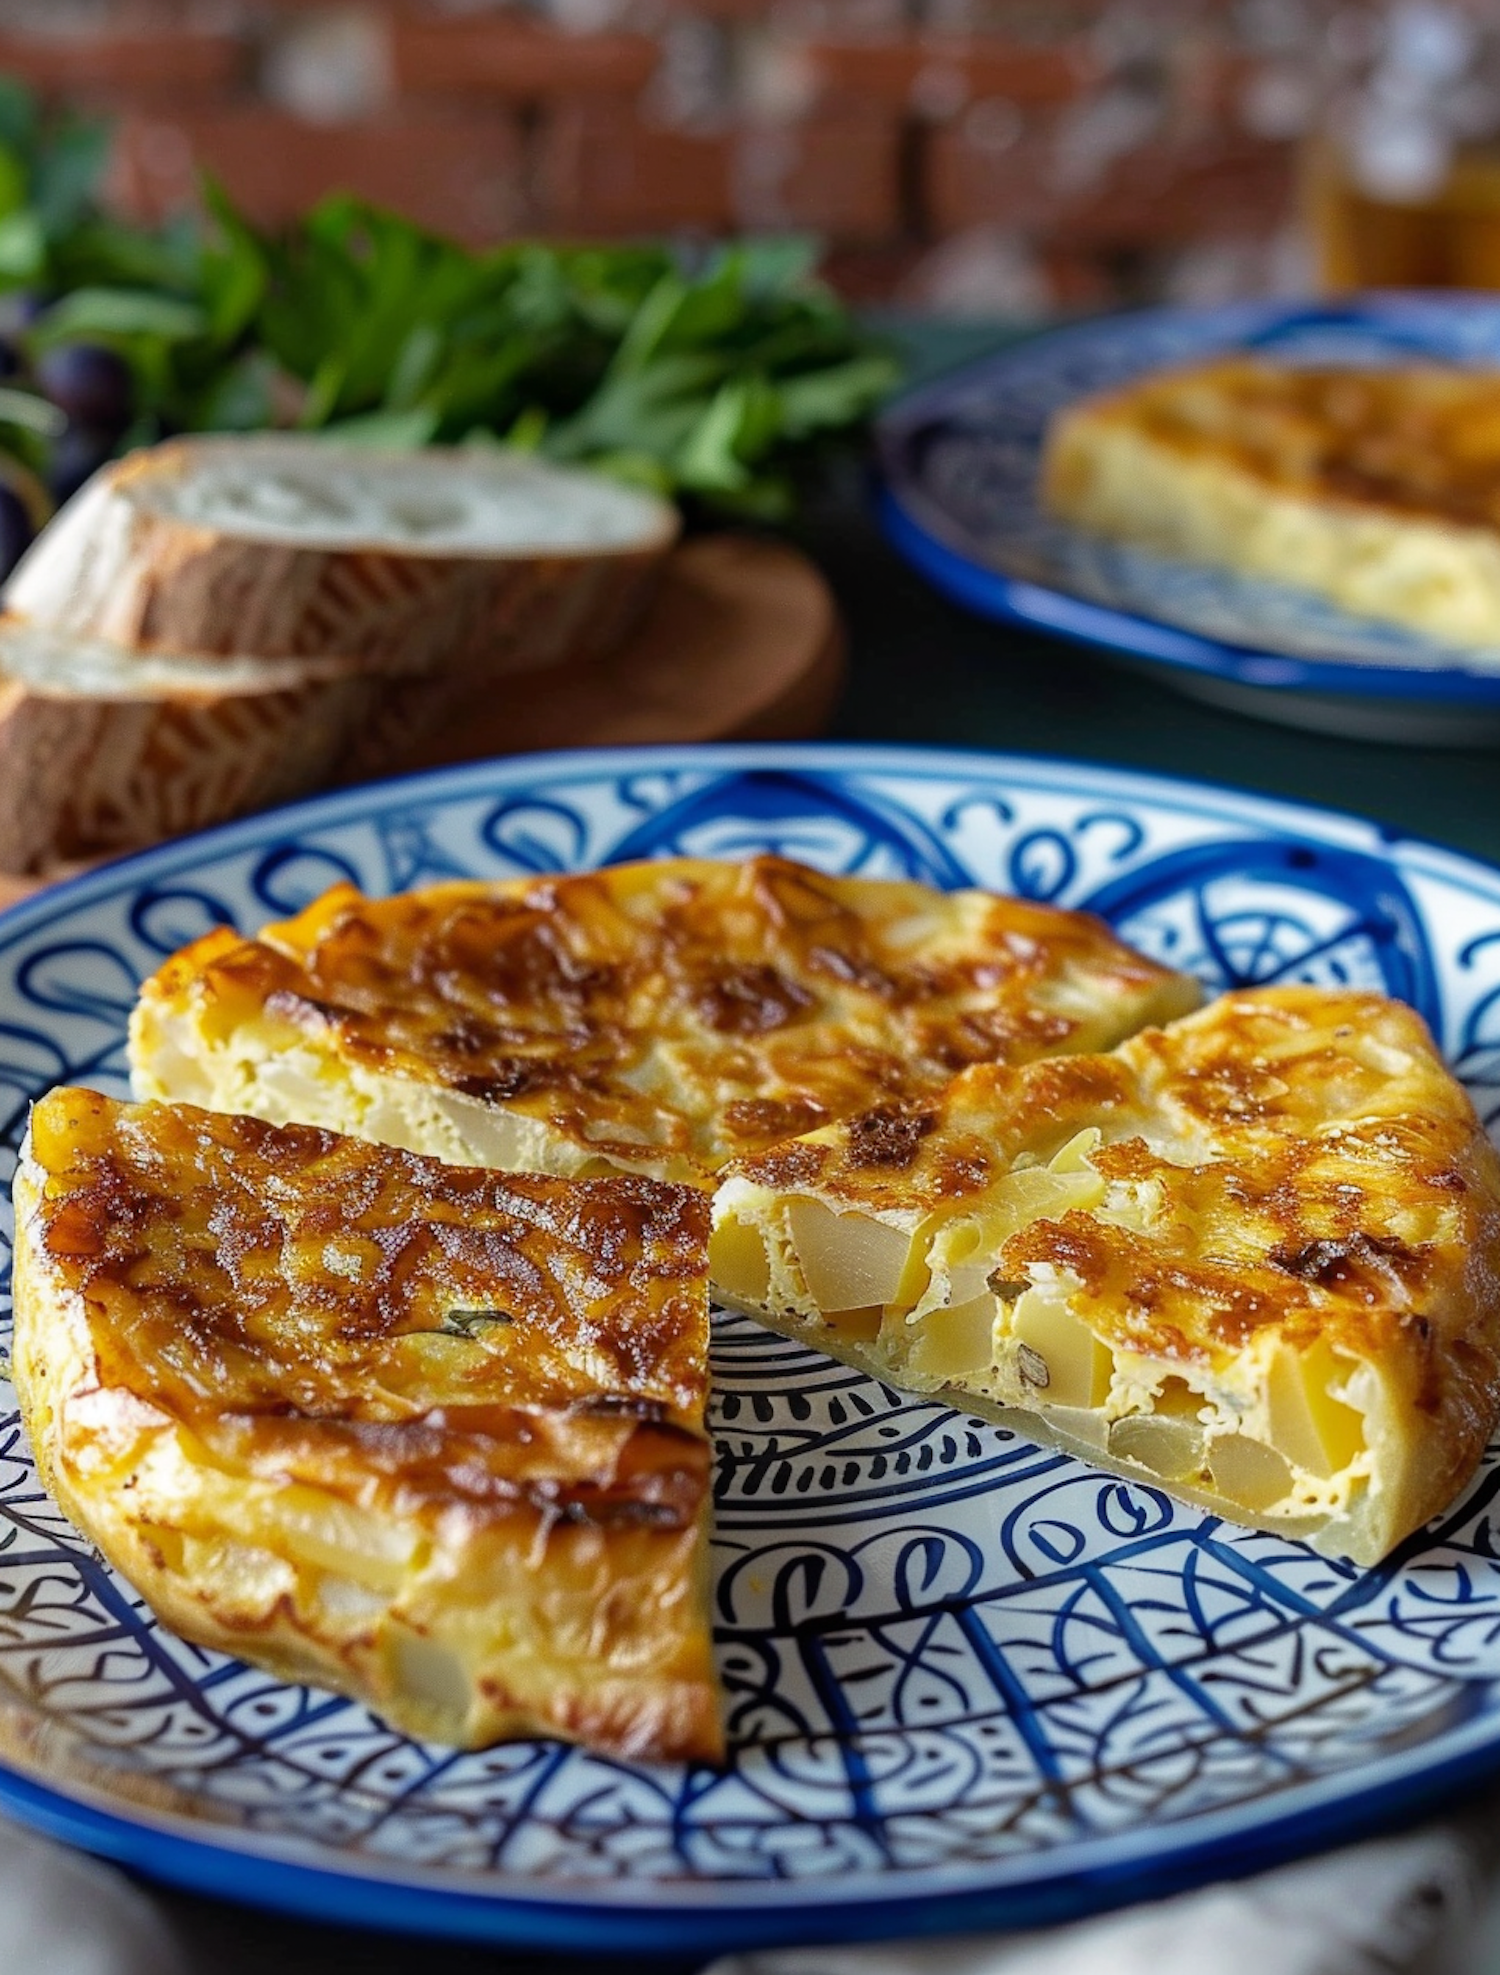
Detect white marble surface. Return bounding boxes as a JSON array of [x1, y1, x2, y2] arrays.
[[6, 1808, 1496, 1975], [705, 1825, 1489, 1975]]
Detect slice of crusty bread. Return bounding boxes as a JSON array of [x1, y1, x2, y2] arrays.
[[4, 436, 679, 678], [0, 617, 373, 872]]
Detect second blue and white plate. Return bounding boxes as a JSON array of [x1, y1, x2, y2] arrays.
[[0, 743, 1499, 1953], [878, 296, 1500, 743]]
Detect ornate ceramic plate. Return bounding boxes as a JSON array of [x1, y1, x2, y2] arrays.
[[3, 743, 1500, 1952], [877, 297, 1500, 743]]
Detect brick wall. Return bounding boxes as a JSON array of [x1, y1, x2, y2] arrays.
[[1, 1, 1348, 310]]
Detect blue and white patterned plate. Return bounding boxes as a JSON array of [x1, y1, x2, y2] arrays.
[[3, 742, 1500, 1954], [877, 297, 1500, 743]]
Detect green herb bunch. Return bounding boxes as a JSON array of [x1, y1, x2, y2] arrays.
[[0, 78, 898, 574]]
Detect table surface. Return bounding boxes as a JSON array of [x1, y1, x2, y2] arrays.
[[63, 319, 1500, 1971]]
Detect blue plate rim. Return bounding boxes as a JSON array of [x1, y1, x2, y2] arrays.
[[875, 295, 1500, 707], [1, 1729, 1499, 1952], [2, 738, 1500, 1950], [0, 736, 1494, 949]]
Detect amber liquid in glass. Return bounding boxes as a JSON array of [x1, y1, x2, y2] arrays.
[[1308, 138, 1500, 290]]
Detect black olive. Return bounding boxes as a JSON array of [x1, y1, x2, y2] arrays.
[[36, 343, 134, 435]]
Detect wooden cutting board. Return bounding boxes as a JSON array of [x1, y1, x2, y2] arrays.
[[404, 531, 845, 765], [0, 532, 845, 907]]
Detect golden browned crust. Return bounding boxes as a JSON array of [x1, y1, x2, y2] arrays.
[[12, 1087, 719, 1760], [716, 988, 1500, 1562], [129, 855, 1201, 1183], [1048, 358, 1500, 528]]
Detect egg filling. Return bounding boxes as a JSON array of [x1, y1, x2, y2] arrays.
[[711, 987, 1500, 1565]]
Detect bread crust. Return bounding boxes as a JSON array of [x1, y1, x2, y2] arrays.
[[0, 656, 372, 871], [5, 437, 679, 680]]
